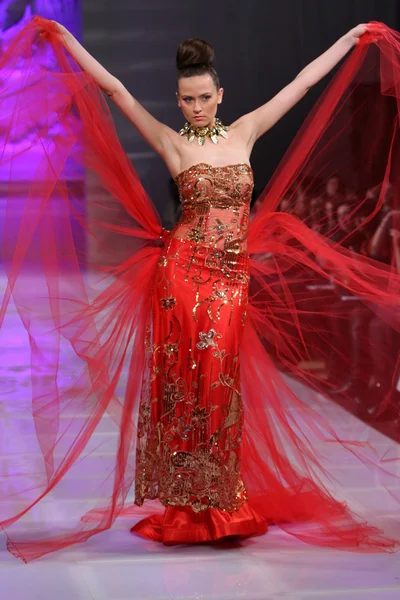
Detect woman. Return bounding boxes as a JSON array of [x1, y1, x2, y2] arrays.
[[1, 17, 400, 561]]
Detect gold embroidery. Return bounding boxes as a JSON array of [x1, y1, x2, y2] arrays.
[[187, 228, 206, 243], [164, 342, 178, 360], [135, 163, 252, 513], [170, 163, 253, 253]]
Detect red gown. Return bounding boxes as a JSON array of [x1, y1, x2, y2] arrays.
[[1, 18, 400, 562], [132, 163, 267, 542]]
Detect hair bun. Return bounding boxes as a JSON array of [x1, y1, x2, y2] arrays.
[[176, 38, 215, 71]]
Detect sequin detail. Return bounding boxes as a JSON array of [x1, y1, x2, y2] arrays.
[[171, 162, 253, 253], [160, 296, 176, 310], [134, 163, 252, 513], [196, 328, 219, 350]]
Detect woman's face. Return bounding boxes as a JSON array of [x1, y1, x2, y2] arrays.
[[176, 74, 223, 127]]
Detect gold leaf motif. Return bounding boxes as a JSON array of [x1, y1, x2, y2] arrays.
[[134, 161, 251, 514], [178, 118, 229, 145]]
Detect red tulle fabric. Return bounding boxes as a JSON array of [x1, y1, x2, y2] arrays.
[[1, 17, 400, 562]]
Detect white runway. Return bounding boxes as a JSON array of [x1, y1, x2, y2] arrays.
[[1, 275, 400, 599]]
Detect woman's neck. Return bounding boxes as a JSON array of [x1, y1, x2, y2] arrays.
[[190, 119, 215, 129]]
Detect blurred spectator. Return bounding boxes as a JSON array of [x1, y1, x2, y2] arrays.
[[275, 183, 309, 219], [331, 203, 369, 253], [366, 182, 393, 216], [277, 195, 291, 213], [392, 228, 400, 271], [324, 176, 345, 233], [368, 209, 400, 266], [310, 175, 344, 234], [293, 184, 308, 219]]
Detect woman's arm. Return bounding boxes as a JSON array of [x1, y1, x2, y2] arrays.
[[53, 23, 177, 156], [234, 24, 367, 146]]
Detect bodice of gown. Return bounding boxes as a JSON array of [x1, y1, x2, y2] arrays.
[[171, 162, 253, 253]]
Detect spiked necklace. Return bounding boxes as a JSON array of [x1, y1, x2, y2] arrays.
[[179, 118, 228, 145]]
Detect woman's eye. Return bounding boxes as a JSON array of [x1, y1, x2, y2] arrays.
[[202, 96, 211, 101]]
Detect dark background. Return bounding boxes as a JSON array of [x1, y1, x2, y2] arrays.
[[83, 0, 400, 215]]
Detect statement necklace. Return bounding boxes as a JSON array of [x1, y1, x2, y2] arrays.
[[179, 118, 228, 146]]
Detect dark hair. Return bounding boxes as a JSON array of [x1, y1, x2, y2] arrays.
[[176, 38, 220, 89]]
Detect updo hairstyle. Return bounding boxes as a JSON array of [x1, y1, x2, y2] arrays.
[[176, 38, 220, 89]]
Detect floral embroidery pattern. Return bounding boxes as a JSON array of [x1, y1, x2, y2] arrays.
[[196, 328, 218, 350], [160, 296, 176, 310], [135, 164, 252, 513], [169, 162, 252, 254], [164, 342, 179, 359]]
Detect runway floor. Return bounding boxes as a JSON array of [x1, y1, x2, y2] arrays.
[[1, 275, 400, 599]]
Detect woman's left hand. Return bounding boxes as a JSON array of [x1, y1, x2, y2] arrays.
[[344, 24, 368, 46]]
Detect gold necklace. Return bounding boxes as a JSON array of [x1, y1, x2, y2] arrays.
[[179, 118, 228, 146]]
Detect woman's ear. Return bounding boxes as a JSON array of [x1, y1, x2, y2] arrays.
[[176, 91, 180, 107], [217, 87, 224, 105]]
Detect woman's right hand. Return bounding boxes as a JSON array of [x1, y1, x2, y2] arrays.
[[36, 18, 66, 42]]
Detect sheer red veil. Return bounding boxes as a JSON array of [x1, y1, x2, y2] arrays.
[[1, 17, 400, 562]]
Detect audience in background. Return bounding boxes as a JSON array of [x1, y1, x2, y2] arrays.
[[252, 174, 400, 417]]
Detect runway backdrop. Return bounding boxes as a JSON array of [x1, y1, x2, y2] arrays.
[[82, 0, 400, 213], [1, 0, 398, 246], [72, 0, 400, 439]]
